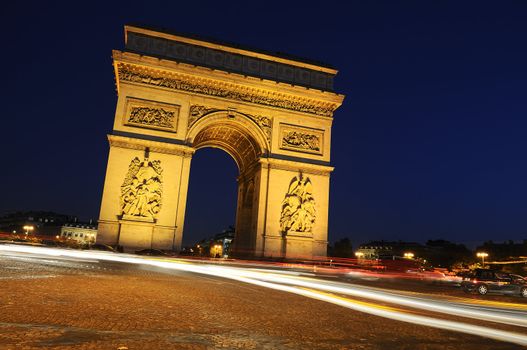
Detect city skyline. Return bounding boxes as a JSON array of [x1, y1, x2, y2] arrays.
[[1, 1, 527, 248]]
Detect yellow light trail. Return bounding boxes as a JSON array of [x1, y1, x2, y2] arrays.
[[2, 245, 527, 346]]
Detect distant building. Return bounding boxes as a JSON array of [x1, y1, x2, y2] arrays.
[[477, 240, 527, 260], [194, 226, 235, 258], [211, 227, 235, 258], [0, 211, 76, 238], [356, 239, 474, 268], [60, 222, 97, 244], [356, 241, 424, 259]]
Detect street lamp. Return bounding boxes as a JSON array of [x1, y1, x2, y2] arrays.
[[404, 252, 414, 259], [354, 252, 365, 259], [23, 225, 34, 236], [477, 252, 488, 268]]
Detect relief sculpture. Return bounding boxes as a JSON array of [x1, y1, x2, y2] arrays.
[[282, 131, 320, 152], [280, 174, 316, 234], [118, 64, 336, 117], [188, 105, 217, 129], [128, 107, 175, 129], [247, 114, 272, 144], [120, 157, 163, 221]]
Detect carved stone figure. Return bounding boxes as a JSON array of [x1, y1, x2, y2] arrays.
[[282, 131, 320, 152], [120, 157, 163, 220], [280, 174, 316, 234], [188, 105, 217, 129], [247, 114, 272, 143], [128, 107, 175, 129]]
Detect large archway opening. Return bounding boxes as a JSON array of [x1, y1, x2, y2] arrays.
[[183, 147, 238, 248], [183, 114, 268, 256]]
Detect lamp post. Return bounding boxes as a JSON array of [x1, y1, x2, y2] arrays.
[[23, 225, 34, 237], [404, 252, 414, 259], [477, 252, 488, 268]]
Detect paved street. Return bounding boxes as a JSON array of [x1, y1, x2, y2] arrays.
[[0, 245, 526, 350]]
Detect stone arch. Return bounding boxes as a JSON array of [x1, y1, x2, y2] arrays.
[[185, 110, 269, 255], [98, 26, 343, 259], [186, 110, 269, 174]]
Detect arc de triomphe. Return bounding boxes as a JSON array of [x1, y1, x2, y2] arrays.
[[97, 25, 344, 259]]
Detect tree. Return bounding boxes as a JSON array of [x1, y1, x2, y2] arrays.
[[423, 240, 472, 268], [330, 238, 354, 258]]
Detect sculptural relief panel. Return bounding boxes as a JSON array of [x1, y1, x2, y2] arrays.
[[279, 124, 324, 155], [280, 174, 316, 235], [123, 97, 180, 132], [120, 157, 163, 222]]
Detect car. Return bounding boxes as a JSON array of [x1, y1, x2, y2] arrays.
[[135, 248, 169, 256], [89, 243, 116, 252], [461, 269, 527, 297], [41, 240, 59, 246]]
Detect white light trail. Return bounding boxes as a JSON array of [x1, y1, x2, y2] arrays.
[[2, 244, 527, 346], [224, 271, 527, 327]]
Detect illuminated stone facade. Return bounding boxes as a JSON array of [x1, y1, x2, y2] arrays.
[[61, 224, 97, 244], [98, 25, 344, 258]]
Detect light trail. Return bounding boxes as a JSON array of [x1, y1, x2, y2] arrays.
[[220, 271, 527, 328], [2, 244, 527, 346]]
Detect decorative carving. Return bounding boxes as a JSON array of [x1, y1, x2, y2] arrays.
[[188, 105, 218, 129], [280, 174, 316, 234], [118, 64, 336, 117], [120, 157, 163, 221], [246, 114, 272, 144], [188, 105, 272, 144], [128, 107, 175, 129], [282, 131, 320, 152], [279, 124, 324, 155], [127, 32, 334, 91], [124, 98, 179, 132]]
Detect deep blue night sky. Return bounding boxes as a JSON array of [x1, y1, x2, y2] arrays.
[[1, 1, 526, 248]]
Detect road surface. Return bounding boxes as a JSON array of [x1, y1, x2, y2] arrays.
[[1, 244, 526, 349]]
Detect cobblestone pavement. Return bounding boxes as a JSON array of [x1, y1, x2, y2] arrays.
[[0, 252, 523, 350]]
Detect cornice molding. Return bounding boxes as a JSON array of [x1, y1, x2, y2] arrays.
[[113, 52, 344, 118], [260, 157, 334, 176], [108, 134, 194, 157]]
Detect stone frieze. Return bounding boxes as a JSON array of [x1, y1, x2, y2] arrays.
[[282, 131, 320, 152], [124, 97, 179, 132], [128, 107, 175, 129], [117, 63, 336, 117], [279, 124, 323, 155]]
